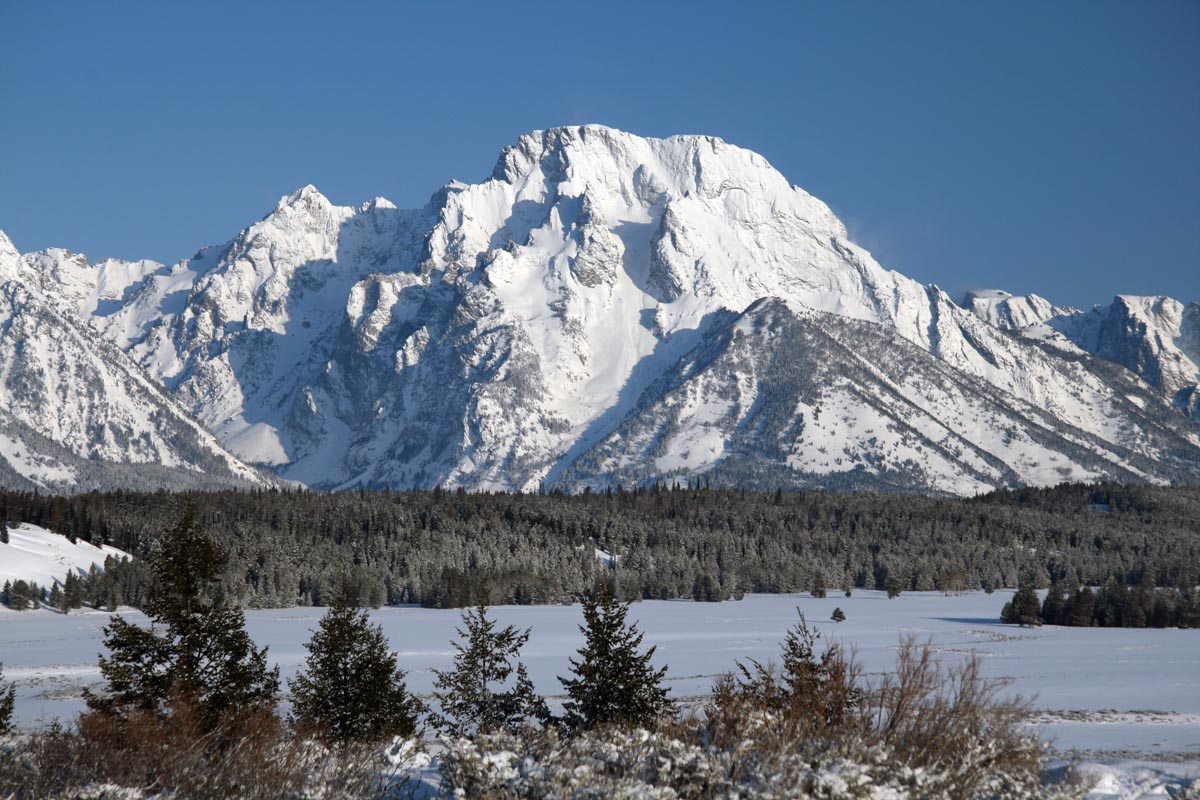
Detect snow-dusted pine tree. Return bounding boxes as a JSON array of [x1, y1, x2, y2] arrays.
[[429, 603, 549, 738], [559, 582, 675, 732], [87, 506, 279, 729], [0, 662, 14, 734], [290, 584, 422, 743]]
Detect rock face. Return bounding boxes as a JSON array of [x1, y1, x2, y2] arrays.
[[3, 125, 1199, 494]]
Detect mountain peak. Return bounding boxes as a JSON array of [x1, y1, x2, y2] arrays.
[[275, 184, 331, 212]]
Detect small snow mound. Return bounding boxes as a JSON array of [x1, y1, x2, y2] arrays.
[[1080, 763, 1197, 800]]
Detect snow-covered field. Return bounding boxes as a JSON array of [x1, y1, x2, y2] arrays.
[[1, 590, 1196, 797]]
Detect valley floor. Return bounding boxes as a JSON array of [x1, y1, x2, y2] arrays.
[[2, 590, 1197, 798]]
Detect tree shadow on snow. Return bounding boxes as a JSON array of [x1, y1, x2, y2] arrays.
[[930, 617, 1005, 626]]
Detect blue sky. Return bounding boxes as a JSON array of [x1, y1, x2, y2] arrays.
[[1, 0, 1196, 308]]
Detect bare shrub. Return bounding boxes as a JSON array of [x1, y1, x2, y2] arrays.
[[862, 635, 1044, 799], [0, 701, 411, 800], [688, 620, 1076, 800]]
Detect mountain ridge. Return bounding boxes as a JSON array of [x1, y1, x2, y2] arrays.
[[2, 125, 1198, 494]]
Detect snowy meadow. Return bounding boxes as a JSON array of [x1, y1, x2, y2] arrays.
[[2, 590, 1197, 788]]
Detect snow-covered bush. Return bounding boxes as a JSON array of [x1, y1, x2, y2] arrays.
[[438, 726, 1088, 799]]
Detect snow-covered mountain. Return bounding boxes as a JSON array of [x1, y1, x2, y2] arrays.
[[962, 289, 1077, 331], [0, 233, 268, 492], [3, 125, 1199, 494], [964, 290, 1200, 423]]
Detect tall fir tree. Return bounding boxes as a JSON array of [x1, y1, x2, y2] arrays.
[[63, 571, 84, 611], [429, 603, 549, 738], [290, 584, 422, 744], [0, 661, 14, 735], [559, 583, 675, 732], [87, 506, 279, 730]]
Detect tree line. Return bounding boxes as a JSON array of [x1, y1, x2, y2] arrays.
[[1002, 577, 1199, 628], [1, 481, 1198, 611]]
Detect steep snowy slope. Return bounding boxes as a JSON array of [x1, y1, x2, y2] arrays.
[[281, 126, 1198, 491], [96, 187, 436, 465], [562, 299, 1200, 493], [6, 125, 1200, 493], [0, 233, 267, 492], [966, 291, 1200, 423]]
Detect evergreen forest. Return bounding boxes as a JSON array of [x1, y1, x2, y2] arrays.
[[1, 482, 1197, 612]]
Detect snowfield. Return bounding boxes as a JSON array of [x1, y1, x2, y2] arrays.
[[0, 590, 1196, 797], [0, 523, 128, 587]]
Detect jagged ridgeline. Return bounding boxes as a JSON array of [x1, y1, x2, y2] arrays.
[[1, 125, 1198, 495], [3, 483, 1197, 609]]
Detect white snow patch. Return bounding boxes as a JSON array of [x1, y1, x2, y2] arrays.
[[0, 523, 129, 587]]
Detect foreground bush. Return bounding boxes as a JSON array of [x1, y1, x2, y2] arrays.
[[439, 725, 1085, 800], [439, 618, 1089, 800], [0, 703, 428, 800]]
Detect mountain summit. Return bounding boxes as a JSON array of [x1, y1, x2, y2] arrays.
[[3, 125, 1199, 493]]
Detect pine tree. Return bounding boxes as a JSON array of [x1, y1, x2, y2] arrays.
[[0, 522, 8, 545], [63, 571, 84, 611], [88, 506, 279, 730], [1041, 583, 1065, 625], [884, 574, 904, 599], [831, 606, 846, 623], [429, 603, 549, 738], [1001, 582, 1043, 626], [290, 584, 422, 744], [7, 581, 32, 612], [559, 583, 675, 732], [0, 662, 14, 735], [1069, 587, 1095, 626]]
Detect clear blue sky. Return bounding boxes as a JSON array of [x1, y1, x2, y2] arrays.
[[2, 0, 1197, 308]]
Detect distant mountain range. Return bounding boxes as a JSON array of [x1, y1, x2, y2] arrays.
[[2, 126, 1197, 494]]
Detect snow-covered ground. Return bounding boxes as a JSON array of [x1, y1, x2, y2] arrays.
[[1, 591, 1196, 797], [0, 523, 128, 587]]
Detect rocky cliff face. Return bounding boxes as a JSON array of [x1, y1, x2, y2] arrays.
[[3, 126, 1199, 493]]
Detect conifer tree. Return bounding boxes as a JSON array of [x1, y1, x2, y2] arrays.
[[559, 583, 675, 732], [63, 571, 84, 611], [1001, 582, 1043, 626], [7, 581, 32, 612], [1069, 587, 1095, 627], [0, 662, 14, 735], [429, 603, 548, 738], [290, 584, 422, 744], [831, 606, 846, 623], [88, 506, 279, 729]]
